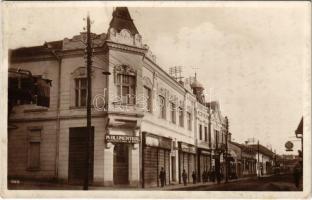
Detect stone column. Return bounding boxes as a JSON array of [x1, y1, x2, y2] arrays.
[[129, 129, 140, 187], [103, 142, 114, 186]]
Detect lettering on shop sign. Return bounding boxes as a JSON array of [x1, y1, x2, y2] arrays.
[[105, 135, 140, 144], [180, 143, 196, 154], [145, 135, 172, 150], [145, 136, 159, 147]]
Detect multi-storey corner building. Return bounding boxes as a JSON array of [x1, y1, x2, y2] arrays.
[[8, 7, 230, 187]]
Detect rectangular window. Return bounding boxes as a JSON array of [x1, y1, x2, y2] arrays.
[[143, 86, 152, 112], [117, 74, 136, 105], [204, 126, 208, 142], [75, 78, 87, 107], [199, 124, 202, 140], [187, 112, 192, 131], [159, 95, 166, 119], [170, 102, 176, 124], [178, 107, 184, 127], [28, 129, 41, 170]]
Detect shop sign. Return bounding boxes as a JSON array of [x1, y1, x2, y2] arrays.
[[145, 134, 172, 150], [180, 143, 196, 154], [145, 136, 159, 147], [201, 149, 211, 155], [159, 138, 172, 150], [105, 135, 140, 144]]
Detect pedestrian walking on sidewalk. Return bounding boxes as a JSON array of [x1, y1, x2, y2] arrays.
[[207, 170, 211, 182], [216, 171, 221, 184], [182, 169, 187, 186], [159, 167, 166, 187], [211, 168, 216, 182], [293, 162, 302, 189], [192, 171, 196, 184], [202, 170, 207, 183]]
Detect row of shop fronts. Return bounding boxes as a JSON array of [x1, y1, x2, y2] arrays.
[[104, 131, 260, 188]]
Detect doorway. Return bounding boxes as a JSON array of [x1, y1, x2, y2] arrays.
[[113, 143, 129, 185], [68, 127, 94, 185], [171, 156, 176, 182]]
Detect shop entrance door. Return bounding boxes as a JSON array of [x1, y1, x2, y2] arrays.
[[68, 127, 94, 185], [171, 156, 176, 182], [113, 143, 129, 185]]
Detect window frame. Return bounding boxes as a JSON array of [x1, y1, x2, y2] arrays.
[[169, 101, 176, 124], [158, 95, 166, 119], [74, 77, 87, 107], [187, 112, 192, 131], [116, 73, 136, 105], [178, 107, 184, 127], [143, 86, 152, 112], [204, 126, 208, 142]]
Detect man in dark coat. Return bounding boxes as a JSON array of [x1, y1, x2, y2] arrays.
[[192, 171, 196, 184], [182, 169, 188, 186], [159, 167, 166, 187], [293, 162, 302, 189], [202, 170, 207, 183]]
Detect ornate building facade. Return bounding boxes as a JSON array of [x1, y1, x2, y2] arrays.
[[8, 7, 230, 187]]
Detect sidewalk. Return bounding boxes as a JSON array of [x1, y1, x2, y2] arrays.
[[8, 176, 260, 190], [160, 176, 258, 191]]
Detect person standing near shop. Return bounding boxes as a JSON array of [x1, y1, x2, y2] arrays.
[[192, 171, 196, 184], [182, 169, 188, 186], [159, 167, 166, 187], [293, 161, 302, 189]]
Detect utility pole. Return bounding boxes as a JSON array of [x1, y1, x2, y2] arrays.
[[83, 13, 93, 190]]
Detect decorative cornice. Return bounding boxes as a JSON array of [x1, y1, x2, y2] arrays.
[[105, 41, 147, 55]]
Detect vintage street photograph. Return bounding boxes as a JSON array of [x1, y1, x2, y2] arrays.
[[1, 1, 311, 199]]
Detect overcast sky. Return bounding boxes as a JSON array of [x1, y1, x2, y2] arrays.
[[4, 2, 309, 154]]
